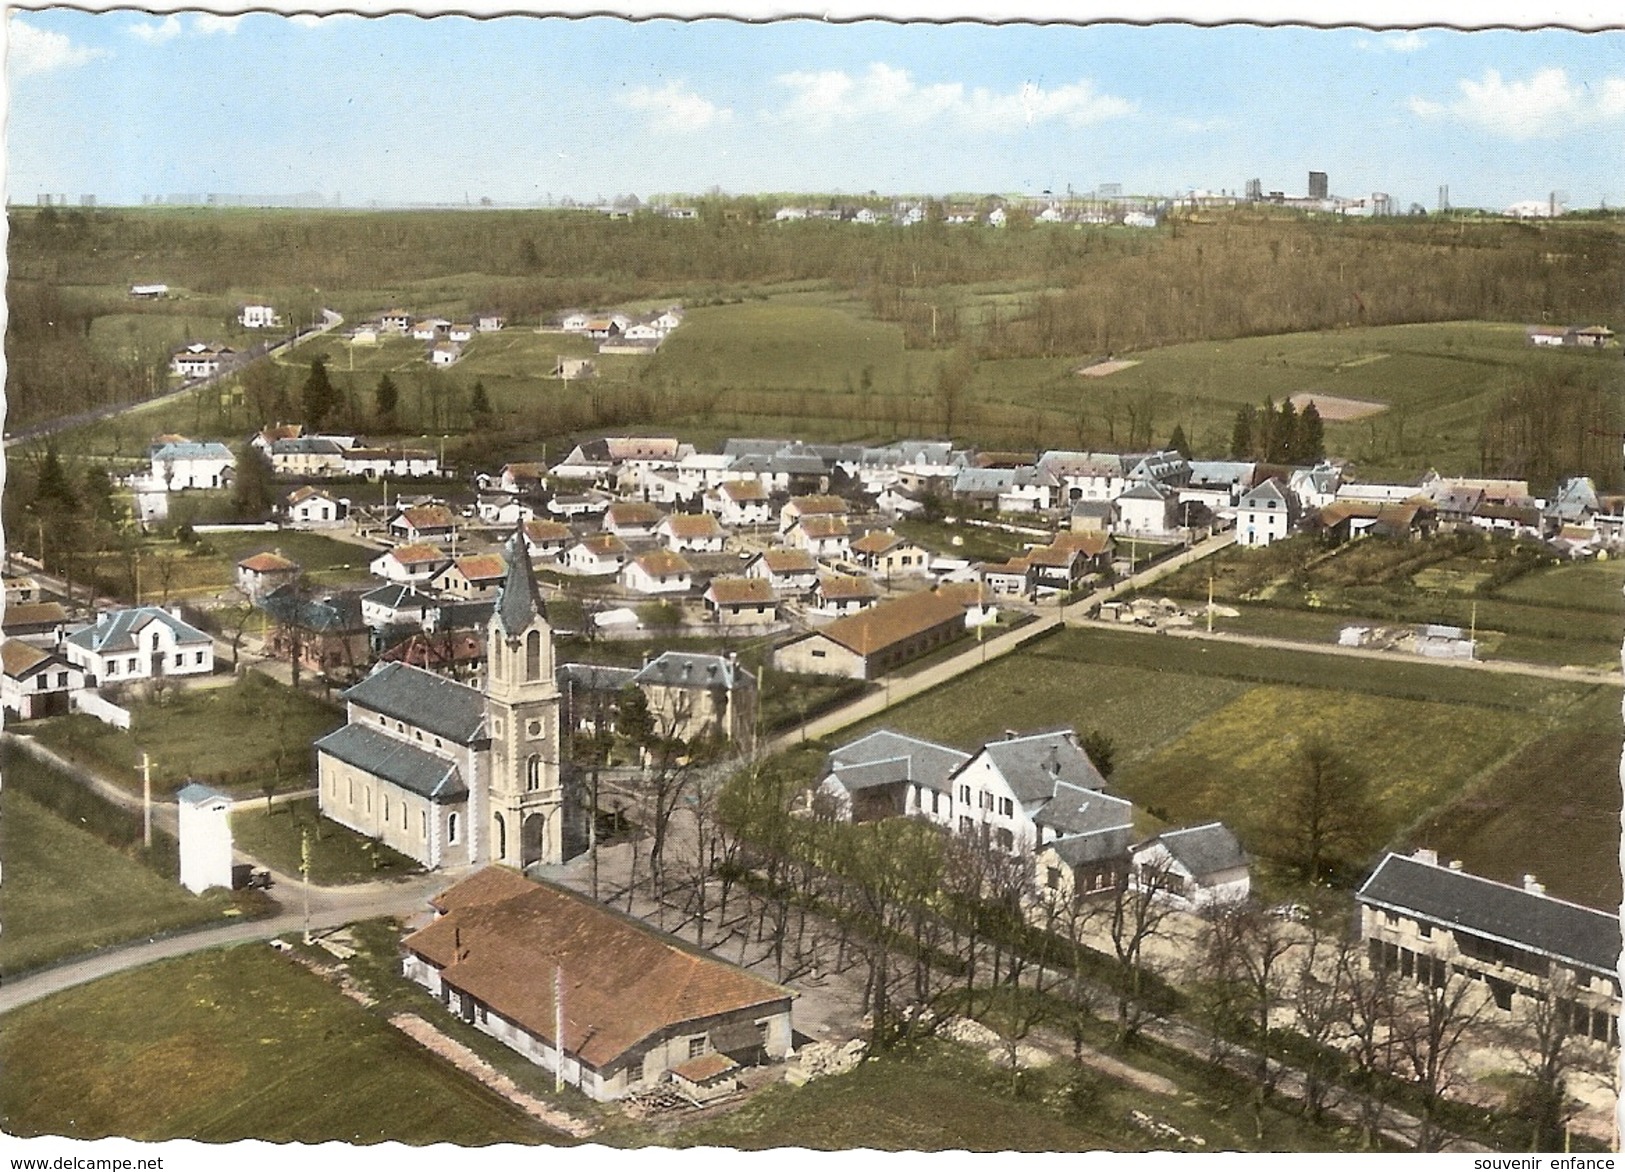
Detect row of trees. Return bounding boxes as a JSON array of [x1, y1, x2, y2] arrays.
[[1230, 397, 1327, 465]]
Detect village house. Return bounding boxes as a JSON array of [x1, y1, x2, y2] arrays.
[[268, 436, 348, 478], [238, 304, 282, 329], [657, 513, 726, 553], [622, 550, 695, 595], [1130, 824, 1251, 910], [149, 439, 235, 491], [773, 588, 966, 680], [811, 574, 882, 617], [631, 651, 758, 749], [2, 601, 71, 648], [743, 549, 819, 597], [343, 446, 441, 480], [235, 550, 302, 601], [400, 868, 793, 1102], [63, 606, 214, 685], [1358, 850, 1620, 1043], [412, 318, 450, 341], [361, 582, 439, 634], [1315, 498, 1438, 544], [603, 501, 666, 540], [707, 480, 774, 527], [476, 313, 506, 333], [704, 577, 780, 626], [2, 641, 87, 721], [851, 530, 930, 580], [129, 283, 169, 299], [475, 497, 535, 527], [1114, 481, 1180, 536], [778, 494, 849, 534], [263, 589, 370, 682], [1235, 478, 1299, 548], [522, 519, 573, 561], [169, 343, 234, 379], [370, 543, 452, 585], [319, 537, 581, 870], [495, 463, 546, 496], [786, 514, 852, 559], [429, 554, 509, 602], [429, 342, 463, 367], [284, 485, 349, 528], [380, 309, 413, 334], [4, 575, 41, 606], [933, 579, 999, 628], [380, 629, 486, 682], [390, 503, 457, 544], [977, 557, 1032, 599], [563, 534, 631, 576]]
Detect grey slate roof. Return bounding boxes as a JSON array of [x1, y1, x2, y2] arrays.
[[632, 651, 755, 692], [1035, 782, 1134, 837], [342, 662, 486, 745], [1239, 478, 1290, 509], [66, 607, 212, 655], [429, 600, 496, 632], [362, 583, 434, 612], [980, 731, 1108, 805], [494, 529, 546, 637], [1140, 822, 1248, 880], [1357, 853, 1621, 977], [315, 723, 468, 802], [1048, 825, 1134, 868], [557, 662, 640, 694], [824, 729, 970, 793], [151, 440, 233, 462], [176, 782, 233, 807]]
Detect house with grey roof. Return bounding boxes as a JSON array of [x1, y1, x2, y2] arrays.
[[63, 606, 214, 685], [1357, 849, 1620, 1043], [148, 439, 235, 490], [815, 729, 973, 823], [1236, 477, 1298, 547], [1130, 823, 1250, 910], [630, 651, 758, 751]]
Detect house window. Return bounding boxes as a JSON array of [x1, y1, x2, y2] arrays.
[[107, 660, 119, 676], [995, 828, 1014, 852], [811, 649, 826, 659], [687, 1036, 708, 1060], [1419, 924, 1433, 938], [999, 797, 1013, 818], [172, 654, 182, 667], [960, 784, 971, 804], [959, 815, 974, 835], [195, 652, 205, 665], [127, 658, 137, 673], [448, 813, 460, 844], [1046, 866, 1061, 890], [421, 811, 428, 838]]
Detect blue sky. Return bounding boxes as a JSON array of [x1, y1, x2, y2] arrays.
[[7, 10, 1624, 209]]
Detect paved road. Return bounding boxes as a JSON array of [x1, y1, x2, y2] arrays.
[[0, 872, 450, 1017], [767, 530, 1238, 750], [3, 310, 343, 450]]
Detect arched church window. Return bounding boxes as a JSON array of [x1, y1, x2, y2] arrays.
[[526, 630, 542, 680], [494, 812, 507, 859], [448, 813, 459, 844], [527, 755, 542, 791]]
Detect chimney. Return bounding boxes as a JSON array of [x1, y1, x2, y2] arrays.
[[1523, 874, 1545, 895], [1412, 848, 1438, 866], [1004, 729, 1020, 740], [1448, 859, 1463, 871]]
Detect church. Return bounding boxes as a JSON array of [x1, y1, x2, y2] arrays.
[[315, 532, 583, 870]]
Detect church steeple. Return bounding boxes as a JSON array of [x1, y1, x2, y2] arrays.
[[494, 526, 546, 639]]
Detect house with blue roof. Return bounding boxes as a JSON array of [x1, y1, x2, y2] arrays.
[[148, 438, 235, 490], [63, 606, 214, 685]]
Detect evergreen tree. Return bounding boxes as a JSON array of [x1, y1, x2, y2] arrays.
[[1272, 398, 1299, 463], [1257, 397, 1277, 463], [232, 441, 276, 521], [1299, 401, 1326, 462], [34, 445, 77, 514], [82, 466, 118, 527], [1166, 424, 1192, 459], [470, 379, 492, 417], [1230, 404, 1255, 460], [301, 357, 340, 431], [374, 373, 398, 421]]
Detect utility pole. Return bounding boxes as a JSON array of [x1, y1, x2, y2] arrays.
[[141, 752, 153, 848], [554, 965, 566, 1093], [301, 827, 313, 944], [1207, 572, 1215, 633]]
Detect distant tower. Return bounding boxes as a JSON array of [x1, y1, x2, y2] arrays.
[[484, 530, 572, 869], [1438, 185, 1451, 213], [177, 783, 234, 894], [1308, 171, 1329, 201], [1245, 178, 1262, 202]]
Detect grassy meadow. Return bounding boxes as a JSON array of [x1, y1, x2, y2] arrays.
[[0, 946, 563, 1144]]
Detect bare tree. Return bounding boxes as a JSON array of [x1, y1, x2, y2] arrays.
[[1392, 968, 1482, 1151], [1509, 970, 1592, 1151], [1107, 853, 1178, 1045], [1201, 901, 1296, 1140], [1339, 946, 1403, 1149]]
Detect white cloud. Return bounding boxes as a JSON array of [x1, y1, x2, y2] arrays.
[[1408, 67, 1625, 140], [9, 18, 110, 77], [768, 63, 1132, 134], [289, 13, 360, 28], [192, 14, 245, 36], [129, 15, 183, 44], [620, 81, 732, 133], [1357, 31, 1426, 53]]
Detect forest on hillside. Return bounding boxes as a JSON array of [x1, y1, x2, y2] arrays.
[[6, 203, 1623, 432]]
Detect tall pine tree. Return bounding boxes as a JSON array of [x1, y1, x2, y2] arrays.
[[374, 373, 399, 422], [1299, 401, 1326, 462], [301, 357, 340, 431], [1230, 404, 1256, 460]]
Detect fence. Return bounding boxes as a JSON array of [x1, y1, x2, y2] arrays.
[[71, 689, 132, 730]]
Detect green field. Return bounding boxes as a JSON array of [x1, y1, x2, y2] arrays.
[[860, 627, 1617, 906], [30, 673, 343, 798], [1155, 534, 1625, 671], [0, 788, 237, 976], [0, 946, 563, 1144], [231, 799, 421, 884]]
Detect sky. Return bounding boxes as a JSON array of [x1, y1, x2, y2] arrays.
[[6, 8, 1625, 210]]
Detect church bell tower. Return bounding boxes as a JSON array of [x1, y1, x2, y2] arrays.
[[484, 529, 570, 868]]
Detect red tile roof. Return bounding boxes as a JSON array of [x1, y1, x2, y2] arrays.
[[407, 870, 791, 1070], [706, 577, 777, 605], [817, 589, 966, 656]]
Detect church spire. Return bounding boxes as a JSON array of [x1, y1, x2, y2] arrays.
[[494, 526, 545, 638]]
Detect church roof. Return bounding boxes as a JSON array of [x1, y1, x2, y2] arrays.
[[494, 529, 546, 637], [342, 661, 486, 745]]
